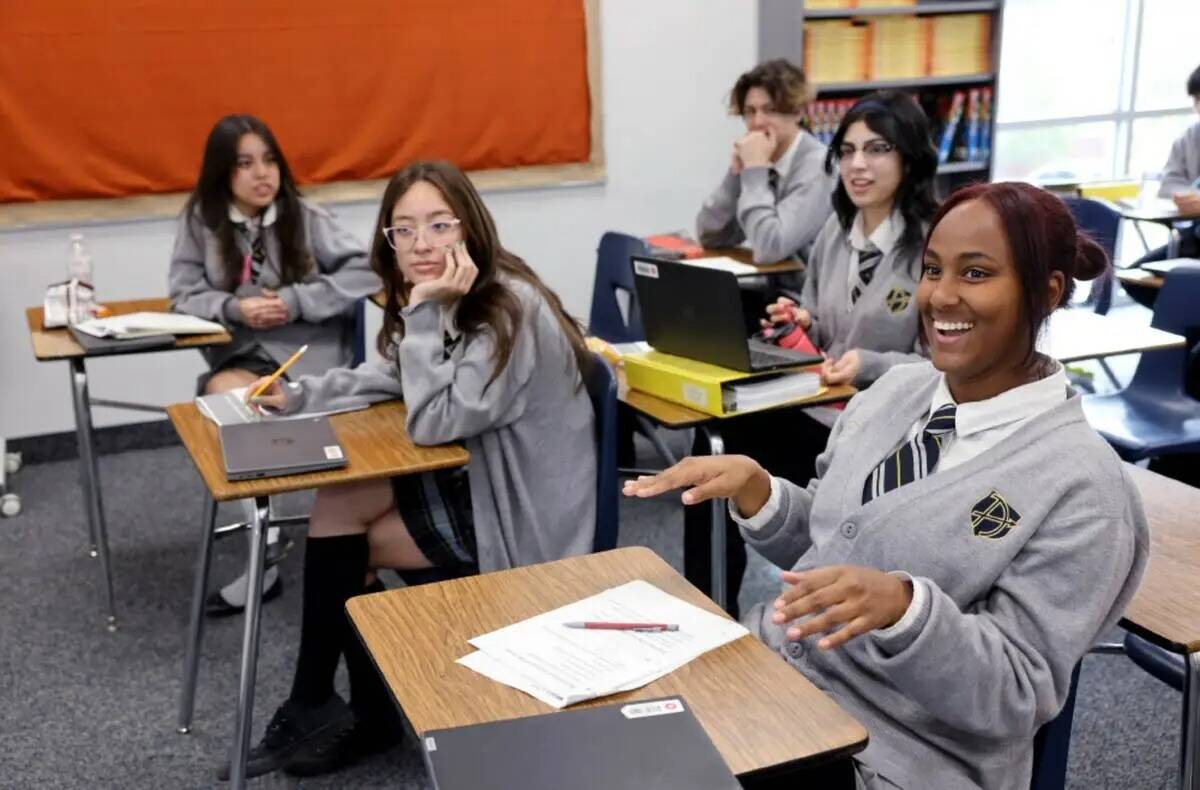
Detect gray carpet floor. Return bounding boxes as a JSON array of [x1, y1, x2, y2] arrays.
[[0, 325, 1185, 788]]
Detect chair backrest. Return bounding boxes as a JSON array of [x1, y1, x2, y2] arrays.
[[587, 232, 650, 343], [350, 298, 368, 367], [1062, 196, 1118, 315], [1029, 663, 1082, 790], [1128, 262, 1200, 396], [583, 353, 620, 551]]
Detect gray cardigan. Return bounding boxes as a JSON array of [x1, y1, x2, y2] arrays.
[[742, 361, 1148, 790], [800, 213, 925, 386], [168, 199, 381, 379], [281, 278, 597, 573], [1160, 120, 1200, 196], [695, 130, 835, 263]]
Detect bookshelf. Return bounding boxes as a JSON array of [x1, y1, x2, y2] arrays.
[[759, 0, 1005, 192]]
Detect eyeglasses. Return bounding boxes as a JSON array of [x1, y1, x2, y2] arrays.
[[382, 218, 462, 250], [836, 141, 897, 161]]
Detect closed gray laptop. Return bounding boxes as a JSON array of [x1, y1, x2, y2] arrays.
[[421, 696, 740, 790], [219, 416, 346, 481]]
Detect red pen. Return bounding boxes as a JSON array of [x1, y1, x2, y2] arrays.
[[563, 621, 679, 632]]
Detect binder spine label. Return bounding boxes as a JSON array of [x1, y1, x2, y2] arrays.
[[621, 699, 685, 719]]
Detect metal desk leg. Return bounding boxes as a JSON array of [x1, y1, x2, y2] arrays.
[[700, 425, 728, 613], [1168, 227, 1182, 260], [230, 495, 270, 790], [69, 358, 117, 630], [178, 495, 218, 734], [1181, 652, 1200, 790]]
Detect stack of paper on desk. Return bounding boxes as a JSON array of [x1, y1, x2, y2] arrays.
[[458, 580, 748, 708], [196, 387, 367, 426], [684, 256, 758, 276], [74, 312, 224, 339]]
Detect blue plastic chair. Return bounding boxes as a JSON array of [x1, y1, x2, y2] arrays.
[[350, 298, 368, 367], [396, 352, 619, 587], [1081, 263, 1200, 461], [1063, 197, 1119, 316], [587, 232, 650, 343], [1029, 663, 1082, 790]]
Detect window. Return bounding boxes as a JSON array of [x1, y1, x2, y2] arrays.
[[993, 0, 1195, 183]]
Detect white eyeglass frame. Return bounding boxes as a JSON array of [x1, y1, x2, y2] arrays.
[[382, 217, 462, 250]]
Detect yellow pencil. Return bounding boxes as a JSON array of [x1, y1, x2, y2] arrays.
[[249, 344, 309, 400]]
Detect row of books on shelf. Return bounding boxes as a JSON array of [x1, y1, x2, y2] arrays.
[[807, 0, 918, 7], [804, 13, 991, 83], [805, 87, 991, 166], [931, 88, 992, 164]]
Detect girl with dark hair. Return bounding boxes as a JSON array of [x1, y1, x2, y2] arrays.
[[227, 160, 597, 779], [629, 182, 1148, 790], [169, 114, 380, 613], [762, 90, 938, 388]]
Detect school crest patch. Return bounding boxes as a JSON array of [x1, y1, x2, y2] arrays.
[[884, 287, 911, 314], [970, 491, 1021, 539]]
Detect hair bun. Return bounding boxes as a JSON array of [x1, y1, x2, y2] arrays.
[[1072, 233, 1110, 282]]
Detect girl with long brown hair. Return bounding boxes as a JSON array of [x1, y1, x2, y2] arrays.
[[227, 160, 597, 779]]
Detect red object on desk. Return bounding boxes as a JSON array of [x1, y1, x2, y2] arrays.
[[645, 234, 705, 259]]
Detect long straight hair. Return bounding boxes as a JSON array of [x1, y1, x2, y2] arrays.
[[181, 114, 311, 290], [371, 161, 592, 388], [824, 91, 939, 254]]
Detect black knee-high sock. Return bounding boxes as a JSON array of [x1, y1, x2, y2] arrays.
[[289, 534, 369, 707], [345, 579, 402, 733]]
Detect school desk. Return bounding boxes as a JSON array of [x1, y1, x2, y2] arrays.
[[1045, 309, 1185, 364], [347, 545, 868, 787], [1116, 267, 1164, 291], [167, 399, 468, 790], [1118, 199, 1200, 258], [24, 297, 231, 629], [1124, 465, 1200, 790]]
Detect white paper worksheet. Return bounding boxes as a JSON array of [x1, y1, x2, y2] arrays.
[[458, 580, 749, 708]]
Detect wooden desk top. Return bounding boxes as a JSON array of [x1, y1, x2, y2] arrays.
[[1123, 466, 1200, 654], [704, 247, 804, 276], [166, 400, 468, 501], [1044, 309, 1184, 363], [618, 369, 856, 429], [25, 298, 231, 361], [1116, 268, 1164, 290], [348, 546, 868, 776]]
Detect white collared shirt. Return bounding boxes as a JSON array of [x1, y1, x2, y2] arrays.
[[228, 201, 278, 228], [731, 361, 1069, 636], [845, 209, 905, 300], [770, 130, 803, 182]]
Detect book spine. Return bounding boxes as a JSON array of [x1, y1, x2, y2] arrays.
[[964, 88, 981, 162], [937, 91, 966, 164]]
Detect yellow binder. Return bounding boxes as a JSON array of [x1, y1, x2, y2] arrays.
[[623, 349, 824, 418]]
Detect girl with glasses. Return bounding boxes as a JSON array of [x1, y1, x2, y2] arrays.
[[630, 182, 1147, 790], [169, 114, 380, 615], [228, 160, 597, 779]]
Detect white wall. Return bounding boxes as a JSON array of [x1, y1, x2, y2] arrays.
[[0, 0, 756, 439]]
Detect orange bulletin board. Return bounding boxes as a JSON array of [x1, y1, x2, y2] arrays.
[[0, 1, 593, 204]]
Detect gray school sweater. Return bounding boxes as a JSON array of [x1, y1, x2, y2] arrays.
[[168, 200, 381, 379], [742, 361, 1148, 790], [800, 213, 925, 386], [279, 278, 597, 573], [1160, 120, 1200, 196], [695, 130, 835, 263]]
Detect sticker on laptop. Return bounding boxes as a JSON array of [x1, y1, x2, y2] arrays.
[[633, 261, 659, 278], [621, 699, 685, 719], [424, 736, 437, 752], [324, 445, 344, 460], [682, 383, 708, 408]]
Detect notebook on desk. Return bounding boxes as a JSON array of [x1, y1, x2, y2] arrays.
[[219, 417, 346, 481], [630, 257, 822, 373], [421, 697, 740, 790], [67, 324, 175, 355]]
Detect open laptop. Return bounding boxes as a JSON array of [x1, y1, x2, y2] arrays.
[[630, 256, 822, 373], [219, 416, 347, 481]]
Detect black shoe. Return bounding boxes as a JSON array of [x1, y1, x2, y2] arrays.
[[283, 718, 399, 777], [204, 573, 283, 618], [216, 695, 354, 781]]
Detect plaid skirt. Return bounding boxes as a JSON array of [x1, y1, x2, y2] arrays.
[[391, 466, 478, 571]]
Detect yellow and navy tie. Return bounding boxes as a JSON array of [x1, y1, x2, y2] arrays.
[[861, 403, 957, 505]]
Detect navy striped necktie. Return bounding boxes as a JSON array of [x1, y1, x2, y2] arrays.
[[239, 221, 267, 283], [849, 243, 882, 306], [862, 403, 957, 505]]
